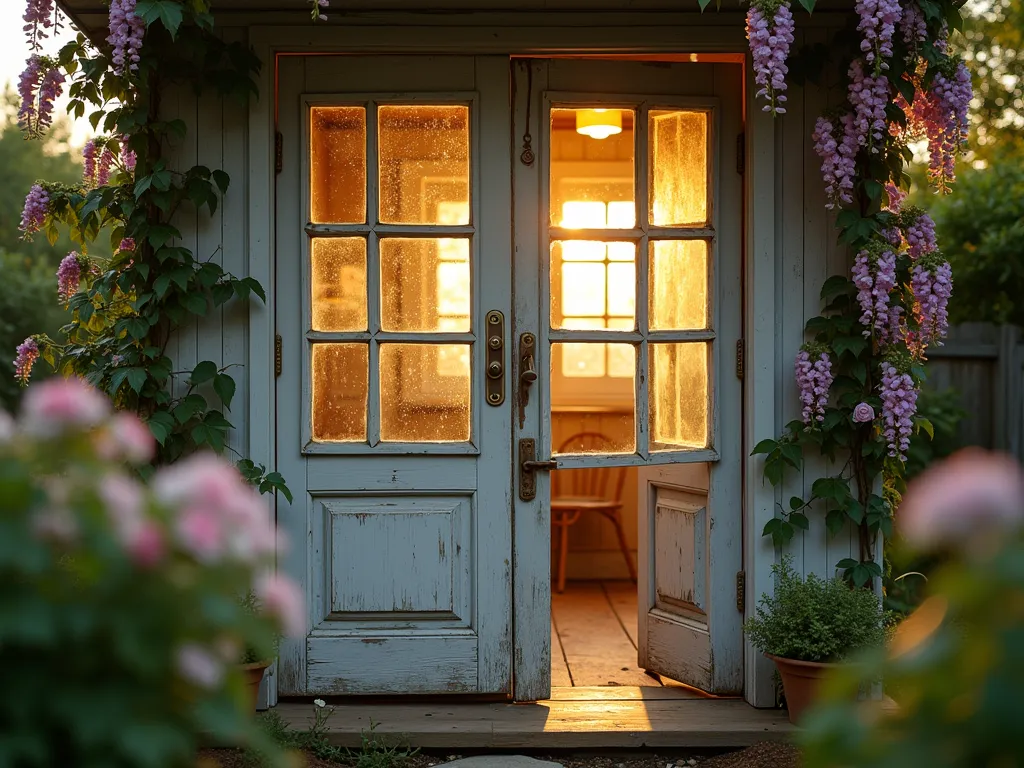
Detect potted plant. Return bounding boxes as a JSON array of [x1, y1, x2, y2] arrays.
[[744, 557, 886, 723], [239, 589, 276, 712]]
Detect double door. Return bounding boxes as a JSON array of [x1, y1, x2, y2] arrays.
[[275, 54, 743, 699]]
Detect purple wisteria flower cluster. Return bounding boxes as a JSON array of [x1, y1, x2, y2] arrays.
[[23, 0, 55, 51], [909, 60, 973, 192], [899, 0, 928, 50], [795, 345, 834, 425], [880, 358, 918, 460], [14, 338, 40, 385], [901, 207, 938, 259], [813, 114, 859, 208], [17, 54, 63, 138], [57, 252, 84, 305], [847, 58, 890, 152], [20, 184, 49, 238], [83, 138, 136, 187], [108, 0, 145, 75], [311, 0, 329, 20], [855, 0, 902, 74], [911, 254, 952, 345], [746, 0, 796, 116], [852, 244, 899, 341]]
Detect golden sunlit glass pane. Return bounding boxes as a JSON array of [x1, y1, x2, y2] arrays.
[[607, 262, 636, 318], [649, 240, 709, 330], [551, 241, 636, 330], [380, 238, 470, 332], [649, 110, 708, 227], [311, 344, 368, 442], [311, 238, 367, 332], [378, 105, 470, 225], [650, 342, 708, 450], [380, 344, 470, 442], [550, 108, 635, 229], [310, 107, 366, 224]]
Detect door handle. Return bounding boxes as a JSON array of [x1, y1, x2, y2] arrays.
[[519, 438, 557, 501], [517, 332, 537, 427]]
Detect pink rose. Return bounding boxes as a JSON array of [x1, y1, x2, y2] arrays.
[[20, 378, 109, 438], [176, 643, 224, 689], [95, 412, 155, 464], [852, 402, 876, 423], [256, 573, 305, 638], [176, 505, 224, 562], [900, 448, 1024, 550]]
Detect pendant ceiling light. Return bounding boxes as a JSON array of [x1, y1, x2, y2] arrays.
[[575, 108, 622, 140]]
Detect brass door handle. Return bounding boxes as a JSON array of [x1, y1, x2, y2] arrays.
[[523, 460, 558, 471]]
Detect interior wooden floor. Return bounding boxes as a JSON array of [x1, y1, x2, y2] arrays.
[[552, 580, 678, 688]]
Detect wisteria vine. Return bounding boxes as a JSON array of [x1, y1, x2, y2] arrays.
[[750, 0, 970, 585]]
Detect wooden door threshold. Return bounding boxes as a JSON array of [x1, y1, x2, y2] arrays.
[[272, 688, 794, 749]]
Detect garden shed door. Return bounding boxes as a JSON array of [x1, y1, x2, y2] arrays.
[[274, 55, 513, 696], [512, 57, 745, 698]]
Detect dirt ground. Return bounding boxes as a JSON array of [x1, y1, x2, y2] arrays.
[[199, 743, 800, 768]]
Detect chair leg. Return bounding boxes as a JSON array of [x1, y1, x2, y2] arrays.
[[611, 511, 637, 583], [557, 514, 570, 594]]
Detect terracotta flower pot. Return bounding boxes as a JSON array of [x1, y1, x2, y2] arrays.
[[766, 654, 839, 724], [240, 661, 271, 712]]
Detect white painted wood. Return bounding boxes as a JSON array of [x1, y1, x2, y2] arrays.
[[275, 54, 512, 696]]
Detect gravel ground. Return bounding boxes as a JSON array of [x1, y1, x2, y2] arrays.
[[199, 744, 800, 768]]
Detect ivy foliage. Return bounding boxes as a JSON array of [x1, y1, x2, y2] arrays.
[[27, 2, 287, 496]]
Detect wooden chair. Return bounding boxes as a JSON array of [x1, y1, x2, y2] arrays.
[[551, 431, 637, 593]]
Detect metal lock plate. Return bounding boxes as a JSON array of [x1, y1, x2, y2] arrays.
[[485, 311, 505, 406]]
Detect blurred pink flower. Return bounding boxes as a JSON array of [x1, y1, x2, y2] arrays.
[[853, 402, 876, 423], [176, 505, 224, 562], [95, 412, 155, 464], [176, 643, 224, 689], [21, 378, 109, 438], [100, 474, 165, 567], [256, 573, 305, 638], [154, 453, 242, 509], [129, 520, 165, 568], [900, 448, 1024, 550]]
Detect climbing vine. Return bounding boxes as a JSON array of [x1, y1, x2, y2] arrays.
[[745, 0, 970, 584]]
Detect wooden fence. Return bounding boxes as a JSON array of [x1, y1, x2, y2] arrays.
[[926, 323, 1024, 460]]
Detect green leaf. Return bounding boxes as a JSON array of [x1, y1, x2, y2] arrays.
[[789, 512, 810, 531], [845, 499, 865, 524], [126, 368, 148, 394], [780, 442, 803, 470], [819, 275, 852, 302], [789, 496, 804, 511], [797, 0, 815, 11], [915, 416, 935, 440], [751, 439, 779, 455], [136, 0, 184, 36], [826, 509, 847, 536], [212, 170, 230, 193], [181, 292, 208, 316], [832, 335, 868, 359], [146, 411, 176, 445], [172, 394, 207, 424], [836, 558, 860, 569], [213, 374, 236, 409], [190, 361, 218, 385], [147, 224, 181, 249], [764, 454, 784, 487]]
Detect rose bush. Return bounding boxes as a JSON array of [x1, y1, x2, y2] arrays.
[[0, 378, 300, 767]]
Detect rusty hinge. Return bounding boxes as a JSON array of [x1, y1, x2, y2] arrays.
[[275, 131, 283, 174], [736, 571, 746, 613], [736, 132, 745, 175], [735, 339, 745, 380], [274, 334, 282, 377]]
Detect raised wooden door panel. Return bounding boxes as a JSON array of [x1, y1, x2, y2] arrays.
[[276, 55, 512, 696]]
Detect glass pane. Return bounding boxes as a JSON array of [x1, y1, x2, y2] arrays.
[[650, 343, 708, 450], [311, 238, 367, 331], [378, 105, 470, 225], [380, 238, 470, 332], [555, 425, 635, 455], [310, 107, 366, 224], [550, 108, 635, 229], [649, 110, 708, 227], [649, 240, 709, 330], [551, 241, 636, 330], [380, 344, 470, 442], [311, 344, 368, 442]]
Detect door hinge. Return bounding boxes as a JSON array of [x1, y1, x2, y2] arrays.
[[736, 571, 746, 613], [275, 131, 283, 175], [735, 339, 745, 380], [274, 334, 282, 377], [736, 132, 745, 175]]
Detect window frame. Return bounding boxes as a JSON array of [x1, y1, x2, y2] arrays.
[[300, 92, 482, 455], [540, 92, 721, 466]]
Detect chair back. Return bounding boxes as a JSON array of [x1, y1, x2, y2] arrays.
[[552, 431, 627, 503]]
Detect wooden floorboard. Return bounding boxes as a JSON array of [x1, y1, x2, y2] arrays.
[[550, 619, 573, 687], [603, 580, 640, 648], [548, 686, 703, 701], [551, 581, 654, 688], [274, 699, 795, 748]]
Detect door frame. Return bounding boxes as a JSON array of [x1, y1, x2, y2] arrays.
[[247, 17, 781, 707]]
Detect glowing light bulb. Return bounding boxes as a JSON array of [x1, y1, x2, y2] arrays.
[[575, 109, 623, 140]]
